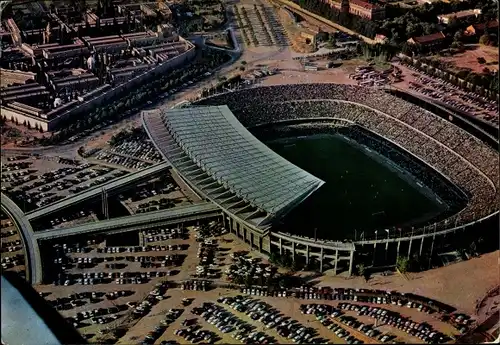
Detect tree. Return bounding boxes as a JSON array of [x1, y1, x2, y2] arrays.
[[479, 34, 490, 45], [453, 30, 463, 43], [268, 252, 280, 265], [396, 256, 409, 273], [244, 275, 253, 287]]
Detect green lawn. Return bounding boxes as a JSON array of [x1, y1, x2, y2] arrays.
[[266, 134, 443, 240]]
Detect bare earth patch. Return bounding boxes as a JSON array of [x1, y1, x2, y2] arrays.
[[438, 44, 499, 74], [316, 251, 499, 316]]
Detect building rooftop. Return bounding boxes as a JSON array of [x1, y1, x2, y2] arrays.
[[144, 106, 325, 220], [409, 32, 446, 44], [438, 8, 481, 19], [350, 0, 381, 10]]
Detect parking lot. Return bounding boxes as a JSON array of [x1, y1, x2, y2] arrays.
[[31, 216, 473, 344], [1, 154, 128, 216], [395, 62, 498, 125], [235, 1, 288, 48], [34, 221, 224, 338], [118, 172, 193, 215], [111, 283, 465, 345]]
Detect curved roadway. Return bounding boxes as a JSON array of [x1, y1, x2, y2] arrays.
[[1, 193, 41, 285]]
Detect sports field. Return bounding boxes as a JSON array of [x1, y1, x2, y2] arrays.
[[266, 134, 444, 240]]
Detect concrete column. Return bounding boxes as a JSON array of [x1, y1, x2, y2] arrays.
[[258, 237, 262, 252], [292, 242, 296, 261], [428, 233, 436, 269], [396, 240, 401, 259], [279, 238, 283, 255], [306, 245, 310, 265], [407, 238, 413, 259], [348, 250, 354, 277], [334, 249, 338, 275], [419, 236, 425, 256], [319, 247, 324, 273]]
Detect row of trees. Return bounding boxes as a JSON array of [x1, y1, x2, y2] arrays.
[[404, 56, 499, 95], [32, 49, 231, 146], [298, 0, 497, 47]]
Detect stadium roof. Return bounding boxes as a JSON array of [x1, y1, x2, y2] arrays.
[[143, 106, 324, 225]]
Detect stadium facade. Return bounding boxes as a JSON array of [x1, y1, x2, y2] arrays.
[[143, 84, 499, 274]]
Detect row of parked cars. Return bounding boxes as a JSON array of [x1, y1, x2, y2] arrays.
[[68, 303, 129, 328], [338, 302, 449, 343], [98, 244, 186, 253], [181, 280, 210, 291], [193, 221, 227, 239], [2, 168, 37, 185], [109, 138, 163, 163], [69, 169, 127, 194], [47, 211, 90, 228], [226, 254, 277, 284], [94, 151, 153, 170], [195, 302, 276, 344], [5, 155, 29, 162], [195, 238, 219, 278], [142, 308, 183, 344], [143, 227, 186, 236], [218, 296, 323, 344], [174, 324, 219, 344]]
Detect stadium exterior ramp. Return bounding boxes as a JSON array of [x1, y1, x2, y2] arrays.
[[34, 203, 220, 241], [143, 106, 325, 253], [1, 193, 42, 285], [26, 161, 169, 221]]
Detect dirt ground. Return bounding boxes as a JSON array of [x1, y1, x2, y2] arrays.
[[277, 7, 317, 54], [316, 251, 499, 317], [30, 221, 498, 344], [438, 44, 499, 74], [116, 279, 464, 345]]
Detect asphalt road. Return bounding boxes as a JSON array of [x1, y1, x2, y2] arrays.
[[0, 193, 41, 285]]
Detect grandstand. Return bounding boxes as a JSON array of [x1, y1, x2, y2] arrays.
[[195, 84, 499, 239]]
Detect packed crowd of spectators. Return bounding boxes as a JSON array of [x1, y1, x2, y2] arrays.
[[194, 84, 499, 238]]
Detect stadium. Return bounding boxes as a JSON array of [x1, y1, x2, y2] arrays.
[[143, 83, 499, 275]]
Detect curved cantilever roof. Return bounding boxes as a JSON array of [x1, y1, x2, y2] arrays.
[[143, 105, 324, 224]]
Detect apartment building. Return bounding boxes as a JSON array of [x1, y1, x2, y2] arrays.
[[437, 9, 482, 25], [0, 69, 36, 87], [326, 0, 386, 21]]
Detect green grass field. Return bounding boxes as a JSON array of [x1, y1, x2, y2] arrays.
[[266, 134, 443, 240]]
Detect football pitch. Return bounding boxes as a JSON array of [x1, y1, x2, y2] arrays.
[[266, 134, 445, 241]]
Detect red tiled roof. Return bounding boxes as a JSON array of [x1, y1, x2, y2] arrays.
[[471, 20, 499, 32], [411, 32, 446, 45]]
